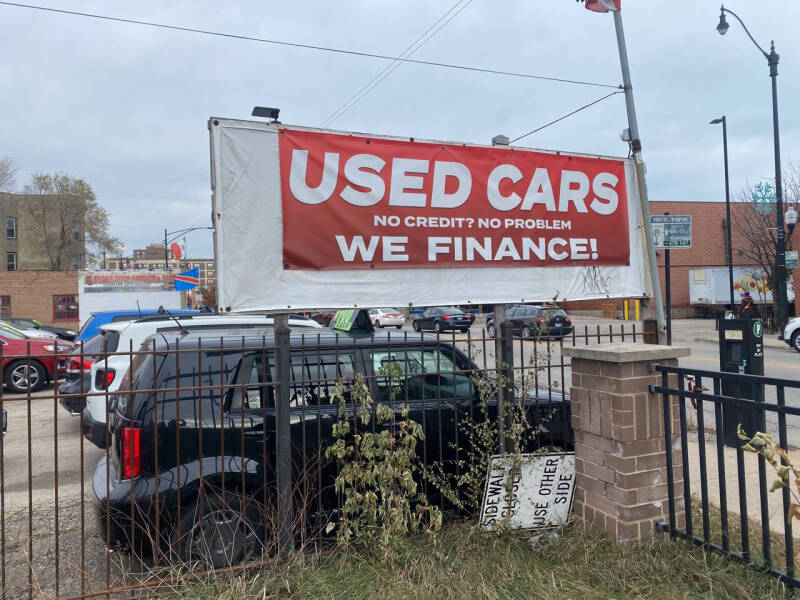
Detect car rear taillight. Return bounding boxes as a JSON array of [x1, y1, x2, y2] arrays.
[[442, 315, 451, 320], [565, 317, 571, 323], [68, 357, 94, 372], [120, 427, 141, 479], [95, 368, 116, 389]]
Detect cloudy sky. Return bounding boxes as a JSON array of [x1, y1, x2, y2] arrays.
[[1, 0, 798, 259]]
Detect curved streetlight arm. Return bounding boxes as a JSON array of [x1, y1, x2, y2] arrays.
[[720, 5, 769, 59], [166, 226, 214, 245]]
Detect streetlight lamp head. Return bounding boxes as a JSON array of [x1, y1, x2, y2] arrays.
[[717, 8, 730, 35], [710, 117, 724, 125], [786, 206, 798, 235]]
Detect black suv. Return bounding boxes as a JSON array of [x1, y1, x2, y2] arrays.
[[486, 305, 573, 339], [94, 328, 570, 565]]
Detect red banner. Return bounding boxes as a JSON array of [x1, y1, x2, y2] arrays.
[[279, 128, 629, 271]]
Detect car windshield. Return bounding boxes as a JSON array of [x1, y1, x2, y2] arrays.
[[0, 325, 25, 340], [73, 333, 105, 355], [10, 318, 37, 328], [380, 308, 398, 313], [446, 308, 466, 315]]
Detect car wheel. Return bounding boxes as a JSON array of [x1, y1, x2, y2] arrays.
[[173, 488, 265, 569], [4, 360, 46, 394], [434, 322, 443, 334], [792, 331, 800, 353], [521, 326, 532, 339], [413, 321, 421, 332], [375, 320, 382, 328], [487, 324, 496, 338]]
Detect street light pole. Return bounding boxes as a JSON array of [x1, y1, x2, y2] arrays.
[[717, 6, 786, 336], [612, 10, 667, 343], [164, 226, 214, 271], [710, 116, 735, 312]]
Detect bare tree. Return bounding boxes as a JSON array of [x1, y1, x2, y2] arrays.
[[731, 168, 800, 321], [0, 156, 17, 192], [23, 172, 121, 270]]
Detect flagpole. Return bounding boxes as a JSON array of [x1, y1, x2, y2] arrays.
[[612, 8, 667, 344]]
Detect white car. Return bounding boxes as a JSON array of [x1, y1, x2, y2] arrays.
[[79, 313, 321, 447], [368, 308, 405, 329], [784, 317, 800, 351]]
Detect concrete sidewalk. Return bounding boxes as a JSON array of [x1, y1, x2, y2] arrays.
[[686, 438, 800, 540], [669, 318, 788, 349]]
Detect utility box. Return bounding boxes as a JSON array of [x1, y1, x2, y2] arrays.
[[718, 319, 765, 446]]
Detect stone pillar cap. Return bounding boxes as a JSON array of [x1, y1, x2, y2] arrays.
[[562, 342, 689, 363]]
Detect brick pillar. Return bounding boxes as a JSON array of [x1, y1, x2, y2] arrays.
[[562, 343, 690, 544]]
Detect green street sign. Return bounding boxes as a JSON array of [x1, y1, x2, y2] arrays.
[[753, 321, 762, 338], [786, 250, 799, 269]]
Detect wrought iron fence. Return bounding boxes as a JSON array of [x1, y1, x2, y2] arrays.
[[0, 322, 642, 599], [651, 363, 800, 589]]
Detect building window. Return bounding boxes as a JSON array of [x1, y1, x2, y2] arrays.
[[0, 296, 9, 318], [6, 252, 16, 271], [72, 254, 81, 270], [6, 217, 16, 239], [53, 294, 79, 321]]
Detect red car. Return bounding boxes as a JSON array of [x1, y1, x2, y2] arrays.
[[0, 326, 73, 394]]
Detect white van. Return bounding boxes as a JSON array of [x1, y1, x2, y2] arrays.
[[81, 314, 321, 447]]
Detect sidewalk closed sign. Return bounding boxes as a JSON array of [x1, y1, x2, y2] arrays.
[[651, 215, 691, 248], [480, 452, 575, 531]]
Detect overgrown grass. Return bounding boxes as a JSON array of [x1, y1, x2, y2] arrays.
[[175, 520, 787, 599]]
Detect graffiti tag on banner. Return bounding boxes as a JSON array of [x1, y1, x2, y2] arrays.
[[480, 452, 575, 531]]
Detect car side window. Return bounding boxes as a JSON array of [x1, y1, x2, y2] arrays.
[[231, 349, 357, 411], [506, 307, 518, 318], [370, 347, 473, 403], [305, 351, 355, 404]]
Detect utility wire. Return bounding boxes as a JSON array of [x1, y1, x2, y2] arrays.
[[510, 91, 623, 143], [321, 0, 472, 128], [0, 1, 620, 90]]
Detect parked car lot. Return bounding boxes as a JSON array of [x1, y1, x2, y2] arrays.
[[95, 327, 570, 565], [412, 306, 475, 333]]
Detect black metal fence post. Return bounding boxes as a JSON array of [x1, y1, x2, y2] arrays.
[[274, 313, 293, 557], [500, 320, 514, 453]]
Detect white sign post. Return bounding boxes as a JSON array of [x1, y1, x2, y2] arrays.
[[479, 452, 575, 531]]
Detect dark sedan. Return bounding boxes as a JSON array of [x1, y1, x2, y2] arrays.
[[486, 304, 573, 339], [412, 307, 475, 333]]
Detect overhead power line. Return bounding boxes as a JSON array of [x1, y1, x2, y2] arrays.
[[510, 91, 623, 143], [0, 1, 621, 90], [321, 0, 473, 128]]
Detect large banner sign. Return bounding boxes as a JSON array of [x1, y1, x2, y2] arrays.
[[210, 119, 649, 312], [280, 129, 629, 271]]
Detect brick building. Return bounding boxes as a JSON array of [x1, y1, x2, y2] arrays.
[[0, 271, 80, 330], [564, 200, 799, 319], [0, 192, 86, 272]]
